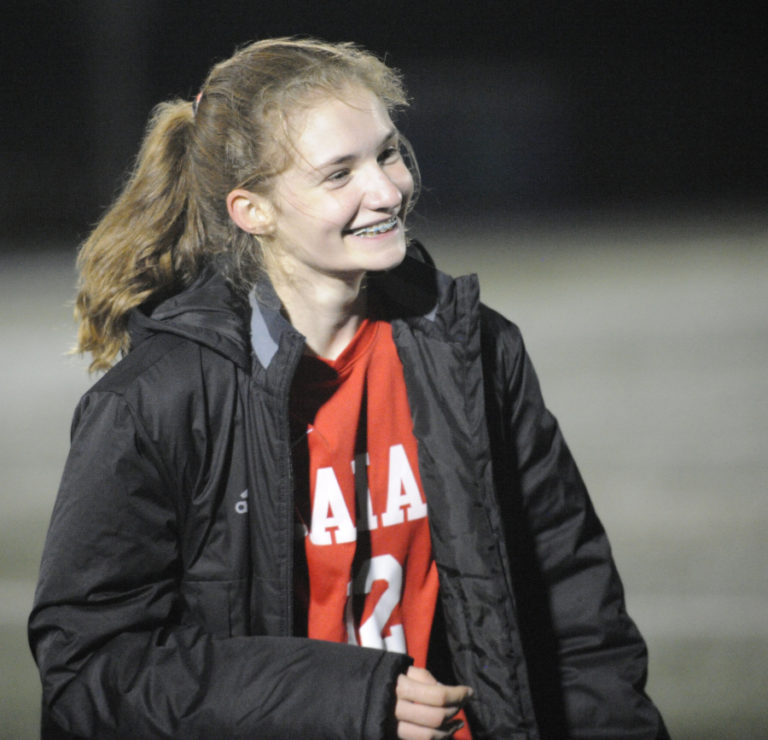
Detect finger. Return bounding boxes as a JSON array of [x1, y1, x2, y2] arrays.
[[397, 719, 464, 740], [397, 675, 473, 708], [405, 665, 439, 684], [395, 697, 458, 728]]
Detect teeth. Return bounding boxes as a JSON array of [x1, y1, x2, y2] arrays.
[[351, 216, 397, 237]]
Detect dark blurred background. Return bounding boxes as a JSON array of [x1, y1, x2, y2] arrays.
[[2, 3, 767, 739], [2, 1, 766, 240]]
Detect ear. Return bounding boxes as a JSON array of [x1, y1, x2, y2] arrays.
[[226, 188, 275, 235]]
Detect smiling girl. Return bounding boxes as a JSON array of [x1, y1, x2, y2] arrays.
[[29, 38, 668, 739]]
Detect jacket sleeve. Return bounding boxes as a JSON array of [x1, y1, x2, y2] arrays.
[[484, 307, 669, 739], [29, 390, 410, 739]]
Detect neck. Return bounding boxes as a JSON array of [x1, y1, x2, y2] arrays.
[[269, 266, 367, 361]]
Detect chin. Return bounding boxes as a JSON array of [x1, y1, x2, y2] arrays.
[[362, 236, 408, 273]]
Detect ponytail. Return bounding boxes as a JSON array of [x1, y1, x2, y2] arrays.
[[75, 100, 204, 371]]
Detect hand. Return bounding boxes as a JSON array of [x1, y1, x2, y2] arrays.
[[395, 666, 473, 740]]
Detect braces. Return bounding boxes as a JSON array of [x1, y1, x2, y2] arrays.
[[353, 217, 397, 236]]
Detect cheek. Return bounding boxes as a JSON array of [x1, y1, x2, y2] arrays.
[[393, 164, 415, 201], [318, 191, 364, 228], [284, 198, 359, 236], [277, 191, 343, 232]]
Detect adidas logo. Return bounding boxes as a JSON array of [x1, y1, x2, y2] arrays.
[[235, 489, 248, 515]]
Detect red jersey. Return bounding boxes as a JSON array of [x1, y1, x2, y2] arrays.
[[290, 319, 472, 739], [291, 319, 438, 663]]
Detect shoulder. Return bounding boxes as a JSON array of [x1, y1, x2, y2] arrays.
[[479, 303, 524, 354], [477, 304, 536, 402], [78, 332, 240, 437], [90, 332, 196, 396], [69, 333, 243, 494]]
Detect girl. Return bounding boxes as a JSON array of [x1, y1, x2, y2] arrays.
[[30, 38, 668, 739]]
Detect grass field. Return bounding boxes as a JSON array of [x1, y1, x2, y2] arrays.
[[2, 210, 766, 738]]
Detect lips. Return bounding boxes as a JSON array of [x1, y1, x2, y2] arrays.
[[348, 216, 398, 237]]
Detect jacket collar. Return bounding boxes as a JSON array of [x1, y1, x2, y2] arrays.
[[368, 242, 480, 347], [246, 241, 444, 369], [248, 272, 301, 369]]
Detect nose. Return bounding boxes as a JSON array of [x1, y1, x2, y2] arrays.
[[362, 163, 406, 211]]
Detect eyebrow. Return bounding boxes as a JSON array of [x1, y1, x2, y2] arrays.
[[313, 128, 398, 171]]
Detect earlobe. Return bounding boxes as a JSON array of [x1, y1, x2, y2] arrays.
[[226, 189, 275, 235]]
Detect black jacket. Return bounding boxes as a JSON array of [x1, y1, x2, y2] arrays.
[[30, 246, 668, 738]]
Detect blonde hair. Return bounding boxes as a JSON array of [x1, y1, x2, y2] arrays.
[[75, 37, 413, 371]]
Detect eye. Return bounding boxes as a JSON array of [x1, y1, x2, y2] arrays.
[[378, 145, 401, 165], [326, 168, 351, 185]]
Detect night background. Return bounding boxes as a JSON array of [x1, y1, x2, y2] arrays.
[[2, 2, 767, 738], [3, 1, 767, 237]]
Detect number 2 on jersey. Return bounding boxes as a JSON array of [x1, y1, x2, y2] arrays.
[[345, 554, 406, 653]]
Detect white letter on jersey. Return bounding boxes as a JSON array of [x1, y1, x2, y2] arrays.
[[310, 467, 356, 545], [381, 444, 428, 527]]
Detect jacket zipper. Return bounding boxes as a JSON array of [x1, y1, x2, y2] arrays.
[[278, 336, 306, 636]]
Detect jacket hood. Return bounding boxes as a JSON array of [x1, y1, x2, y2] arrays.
[[127, 269, 251, 368]]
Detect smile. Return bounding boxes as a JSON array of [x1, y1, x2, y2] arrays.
[[349, 216, 398, 237]]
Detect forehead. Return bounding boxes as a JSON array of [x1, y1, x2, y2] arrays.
[[284, 87, 395, 168]]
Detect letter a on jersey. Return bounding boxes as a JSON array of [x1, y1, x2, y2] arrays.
[[381, 444, 428, 526], [310, 466, 356, 545]]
